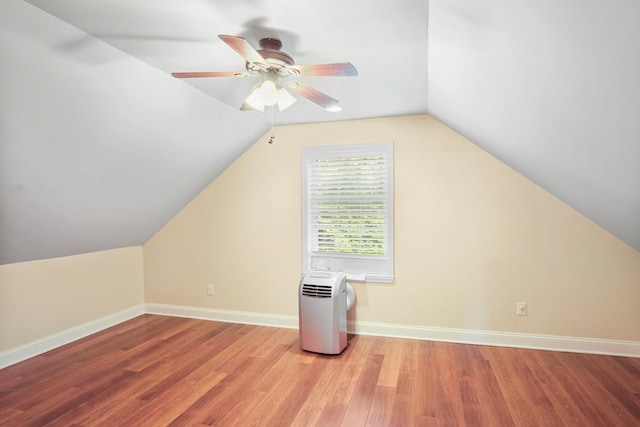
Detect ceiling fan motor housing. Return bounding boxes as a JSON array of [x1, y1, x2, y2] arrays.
[[250, 38, 297, 75]]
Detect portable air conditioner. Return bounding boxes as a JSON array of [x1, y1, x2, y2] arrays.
[[298, 271, 354, 355]]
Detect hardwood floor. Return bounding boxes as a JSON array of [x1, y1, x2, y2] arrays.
[[0, 315, 638, 426]]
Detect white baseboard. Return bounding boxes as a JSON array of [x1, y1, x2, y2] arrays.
[[145, 303, 299, 329], [0, 304, 145, 369], [348, 321, 640, 357], [146, 303, 640, 358], [2, 303, 637, 369]]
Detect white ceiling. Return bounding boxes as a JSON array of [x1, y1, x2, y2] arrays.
[[1, 0, 638, 264]]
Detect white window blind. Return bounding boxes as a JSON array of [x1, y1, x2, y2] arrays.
[[302, 142, 394, 283]]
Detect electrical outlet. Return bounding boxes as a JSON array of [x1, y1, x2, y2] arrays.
[[516, 302, 527, 316], [207, 284, 214, 296]]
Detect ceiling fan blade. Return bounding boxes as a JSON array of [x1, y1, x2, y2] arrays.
[[288, 82, 341, 110], [171, 71, 248, 78], [218, 34, 267, 65], [291, 62, 358, 77]]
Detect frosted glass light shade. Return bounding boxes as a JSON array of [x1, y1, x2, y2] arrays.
[[245, 80, 278, 111], [245, 80, 297, 112], [277, 87, 297, 111]]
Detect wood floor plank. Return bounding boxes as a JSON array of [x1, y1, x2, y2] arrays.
[[175, 343, 292, 425], [414, 341, 440, 423], [315, 403, 348, 426], [0, 314, 638, 427], [0, 407, 22, 425], [546, 351, 630, 425], [335, 336, 378, 406], [289, 350, 358, 426], [376, 337, 402, 388], [340, 353, 384, 426], [2, 385, 83, 426], [389, 340, 420, 426], [526, 348, 593, 425], [430, 343, 467, 425], [122, 371, 228, 426], [484, 346, 557, 426], [576, 353, 640, 422], [256, 358, 327, 426]]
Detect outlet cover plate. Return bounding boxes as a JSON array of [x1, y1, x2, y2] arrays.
[[516, 302, 527, 316]]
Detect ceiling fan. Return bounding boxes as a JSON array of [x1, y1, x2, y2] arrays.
[[171, 35, 357, 112]]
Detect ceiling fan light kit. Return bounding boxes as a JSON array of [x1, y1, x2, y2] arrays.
[[171, 34, 357, 113], [244, 77, 297, 112]]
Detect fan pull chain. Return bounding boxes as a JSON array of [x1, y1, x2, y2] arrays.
[[268, 106, 275, 144]]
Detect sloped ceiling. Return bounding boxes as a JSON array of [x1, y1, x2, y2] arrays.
[[1, 0, 638, 265], [428, 0, 640, 254]]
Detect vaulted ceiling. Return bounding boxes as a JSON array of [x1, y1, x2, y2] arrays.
[[1, 0, 638, 264]]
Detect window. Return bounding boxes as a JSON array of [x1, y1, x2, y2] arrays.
[[302, 142, 394, 283]]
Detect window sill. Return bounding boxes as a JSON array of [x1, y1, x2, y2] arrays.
[[346, 273, 394, 284]]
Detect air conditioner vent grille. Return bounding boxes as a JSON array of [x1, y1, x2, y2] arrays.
[[302, 284, 333, 298]]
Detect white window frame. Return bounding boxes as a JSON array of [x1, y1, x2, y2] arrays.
[[302, 142, 394, 283]]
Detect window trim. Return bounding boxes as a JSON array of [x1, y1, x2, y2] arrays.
[[302, 142, 394, 283]]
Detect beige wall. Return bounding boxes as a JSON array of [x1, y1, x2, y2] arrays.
[[0, 246, 144, 352], [144, 115, 640, 342]]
